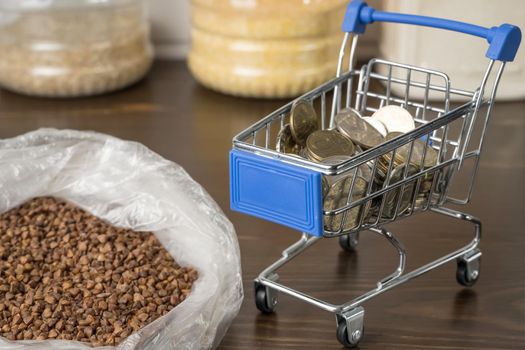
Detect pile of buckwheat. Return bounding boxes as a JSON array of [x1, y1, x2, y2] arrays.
[[0, 197, 198, 346]]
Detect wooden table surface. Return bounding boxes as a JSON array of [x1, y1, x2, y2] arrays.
[[0, 61, 523, 350]]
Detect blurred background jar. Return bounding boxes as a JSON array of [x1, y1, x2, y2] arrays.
[[188, 0, 348, 99], [0, 0, 153, 98]]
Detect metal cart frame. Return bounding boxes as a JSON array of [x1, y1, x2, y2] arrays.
[[229, 1, 521, 347]]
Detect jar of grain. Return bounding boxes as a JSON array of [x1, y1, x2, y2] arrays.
[[189, 0, 347, 98], [0, 0, 153, 97]]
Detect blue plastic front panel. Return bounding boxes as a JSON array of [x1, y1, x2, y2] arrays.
[[230, 150, 323, 236]]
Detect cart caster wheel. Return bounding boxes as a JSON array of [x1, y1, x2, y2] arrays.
[[339, 232, 359, 252], [336, 322, 364, 348], [456, 259, 480, 287], [255, 287, 276, 314], [336, 307, 365, 348], [254, 275, 279, 314]]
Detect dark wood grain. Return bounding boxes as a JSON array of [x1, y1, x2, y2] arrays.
[[0, 61, 523, 350]]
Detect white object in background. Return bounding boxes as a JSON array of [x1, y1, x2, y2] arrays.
[[379, 0, 525, 101], [371, 105, 415, 133], [362, 116, 388, 137]]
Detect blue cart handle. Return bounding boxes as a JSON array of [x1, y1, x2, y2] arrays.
[[343, 0, 521, 62]]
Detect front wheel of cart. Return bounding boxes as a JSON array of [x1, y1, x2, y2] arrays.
[[336, 307, 365, 348], [336, 322, 363, 348], [255, 286, 277, 314], [339, 232, 359, 252], [456, 259, 480, 287]]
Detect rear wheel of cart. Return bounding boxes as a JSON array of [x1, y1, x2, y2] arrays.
[[456, 259, 480, 287], [339, 232, 359, 252], [336, 321, 363, 348]]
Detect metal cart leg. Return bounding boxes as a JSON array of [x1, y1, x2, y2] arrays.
[[254, 233, 322, 313], [431, 207, 482, 287], [254, 207, 482, 348]]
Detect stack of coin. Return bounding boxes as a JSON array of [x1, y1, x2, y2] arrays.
[[324, 174, 371, 232], [305, 130, 355, 162]]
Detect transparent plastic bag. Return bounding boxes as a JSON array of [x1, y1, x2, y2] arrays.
[[0, 128, 243, 350]]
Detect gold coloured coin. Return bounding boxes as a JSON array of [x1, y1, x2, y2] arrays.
[[358, 162, 374, 182], [419, 170, 436, 193], [385, 132, 404, 141], [335, 108, 385, 149], [276, 124, 300, 155], [384, 132, 438, 168], [290, 99, 318, 146], [413, 139, 438, 168], [413, 193, 431, 211], [306, 130, 355, 162], [373, 156, 396, 186], [298, 147, 309, 159], [320, 155, 351, 166], [324, 175, 370, 232], [322, 177, 330, 197], [380, 132, 405, 166], [382, 164, 418, 219], [319, 155, 373, 179]]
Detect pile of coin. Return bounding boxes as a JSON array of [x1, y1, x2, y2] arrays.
[[374, 132, 438, 218], [275, 99, 438, 233]]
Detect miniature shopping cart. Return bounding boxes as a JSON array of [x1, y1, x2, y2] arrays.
[[229, 1, 521, 347]]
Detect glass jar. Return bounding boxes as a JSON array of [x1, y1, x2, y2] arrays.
[[189, 0, 347, 98], [0, 0, 153, 97]]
